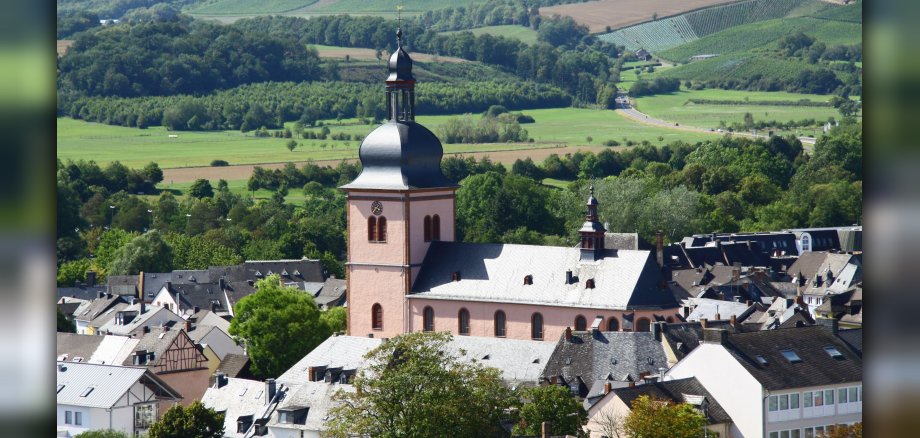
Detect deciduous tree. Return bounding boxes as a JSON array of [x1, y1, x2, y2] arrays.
[[229, 275, 330, 378], [107, 230, 174, 275], [147, 401, 224, 438], [326, 332, 516, 438], [623, 395, 707, 438], [513, 384, 587, 437]]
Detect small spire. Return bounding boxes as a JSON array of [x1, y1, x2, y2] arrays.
[[589, 185, 595, 197], [396, 4, 404, 47]]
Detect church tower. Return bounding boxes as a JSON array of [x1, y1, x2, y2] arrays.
[[340, 29, 458, 338]]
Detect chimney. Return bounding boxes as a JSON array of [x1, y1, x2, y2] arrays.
[[816, 318, 839, 334], [659, 367, 666, 382], [105, 292, 112, 299], [97, 291, 105, 299], [682, 306, 690, 317], [185, 320, 192, 332], [193, 306, 200, 313], [541, 422, 551, 438], [565, 326, 572, 341], [451, 271, 461, 282], [265, 378, 276, 405], [165, 280, 172, 291], [656, 230, 664, 267], [703, 328, 729, 345], [700, 318, 708, 328], [218, 277, 226, 290], [565, 270, 573, 284], [730, 314, 737, 326], [628, 380, 636, 388], [131, 297, 138, 305], [140, 298, 146, 315], [551, 376, 557, 385], [211, 301, 219, 312], [85, 270, 96, 287], [746, 299, 753, 307], [142, 325, 150, 334], [215, 371, 227, 388], [604, 382, 612, 394], [651, 322, 663, 342], [138, 271, 144, 304], [732, 266, 741, 282]]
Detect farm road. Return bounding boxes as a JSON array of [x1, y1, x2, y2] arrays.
[[614, 93, 817, 145]]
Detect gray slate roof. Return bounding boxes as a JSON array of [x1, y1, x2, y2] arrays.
[[201, 377, 274, 438], [57, 286, 107, 303], [685, 299, 752, 322], [278, 335, 382, 385], [56, 362, 179, 408], [57, 333, 104, 362], [610, 377, 732, 424], [444, 336, 556, 387], [74, 294, 127, 322], [542, 331, 667, 398], [314, 278, 347, 308], [268, 381, 350, 433], [719, 325, 862, 390], [122, 327, 182, 366], [410, 242, 676, 310]]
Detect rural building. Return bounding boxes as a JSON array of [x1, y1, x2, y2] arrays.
[[56, 361, 180, 437]]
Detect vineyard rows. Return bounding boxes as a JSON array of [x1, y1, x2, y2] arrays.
[[599, 0, 813, 53]]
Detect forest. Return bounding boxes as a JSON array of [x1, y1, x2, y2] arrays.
[[56, 122, 862, 287]]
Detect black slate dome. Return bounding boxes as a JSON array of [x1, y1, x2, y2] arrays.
[[341, 122, 456, 190], [339, 28, 457, 191]]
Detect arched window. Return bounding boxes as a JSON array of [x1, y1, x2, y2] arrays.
[[424, 216, 431, 242], [607, 317, 619, 332], [574, 315, 587, 331], [494, 310, 506, 337], [458, 308, 470, 335], [367, 216, 377, 242], [372, 303, 383, 330], [432, 215, 441, 241], [531, 313, 544, 340], [801, 234, 811, 252], [636, 317, 651, 332], [377, 217, 387, 242], [423, 306, 434, 332]]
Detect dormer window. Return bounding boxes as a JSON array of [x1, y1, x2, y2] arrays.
[[281, 269, 289, 277], [254, 271, 263, 278], [293, 270, 301, 277], [523, 275, 533, 285]]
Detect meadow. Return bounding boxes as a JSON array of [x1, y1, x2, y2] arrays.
[[632, 89, 845, 134], [540, 0, 737, 33], [443, 25, 539, 45], [189, 0, 317, 15], [57, 107, 719, 169], [306, 0, 486, 14]]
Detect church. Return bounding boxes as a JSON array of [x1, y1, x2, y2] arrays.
[[340, 29, 679, 342]]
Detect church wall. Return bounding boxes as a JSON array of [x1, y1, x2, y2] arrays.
[[406, 190, 455, 269], [348, 265, 408, 338], [347, 196, 407, 266], [407, 298, 676, 342]]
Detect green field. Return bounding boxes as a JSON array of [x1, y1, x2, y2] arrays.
[[189, 0, 317, 15], [444, 25, 539, 44], [308, 0, 485, 13], [58, 107, 719, 169], [157, 178, 311, 204], [633, 89, 844, 134]]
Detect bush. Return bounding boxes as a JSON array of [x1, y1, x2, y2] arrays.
[[210, 159, 229, 167]]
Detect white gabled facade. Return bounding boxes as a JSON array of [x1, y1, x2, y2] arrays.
[[665, 338, 862, 438]]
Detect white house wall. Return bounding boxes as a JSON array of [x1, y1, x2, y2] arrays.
[[666, 343, 763, 438], [269, 425, 321, 438]]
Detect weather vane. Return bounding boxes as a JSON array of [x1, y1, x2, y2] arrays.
[[396, 3, 404, 46]]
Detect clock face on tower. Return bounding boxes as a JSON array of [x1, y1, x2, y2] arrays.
[[371, 201, 383, 216]]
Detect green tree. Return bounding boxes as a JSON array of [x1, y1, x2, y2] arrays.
[[326, 332, 516, 438], [75, 430, 130, 438], [57, 307, 76, 333], [189, 179, 214, 199], [107, 230, 174, 275], [287, 140, 298, 152], [320, 306, 347, 333], [514, 385, 587, 437], [623, 395, 707, 438], [92, 229, 138, 269], [147, 401, 224, 438], [57, 258, 93, 287], [229, 275, 329, 378]]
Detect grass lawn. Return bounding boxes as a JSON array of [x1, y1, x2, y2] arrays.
[[155, 178, 310, 204], [443, 25, 539, 44], [633, 89, 847, 134], [189, 0, 317, 15], [59, 108, 719, 169], [309, 0, 485, 13]]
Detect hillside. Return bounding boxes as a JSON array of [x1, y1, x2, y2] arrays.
[[598, 0, 823, 52]]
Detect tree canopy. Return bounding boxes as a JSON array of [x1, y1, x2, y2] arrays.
[[228, 275, 331, 378], [147, 401, 224, 438], [513, 384, 588, 437], [623, 395, 708, 438], [326, 331, 516, 438], [107, 230, 174, 275]]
